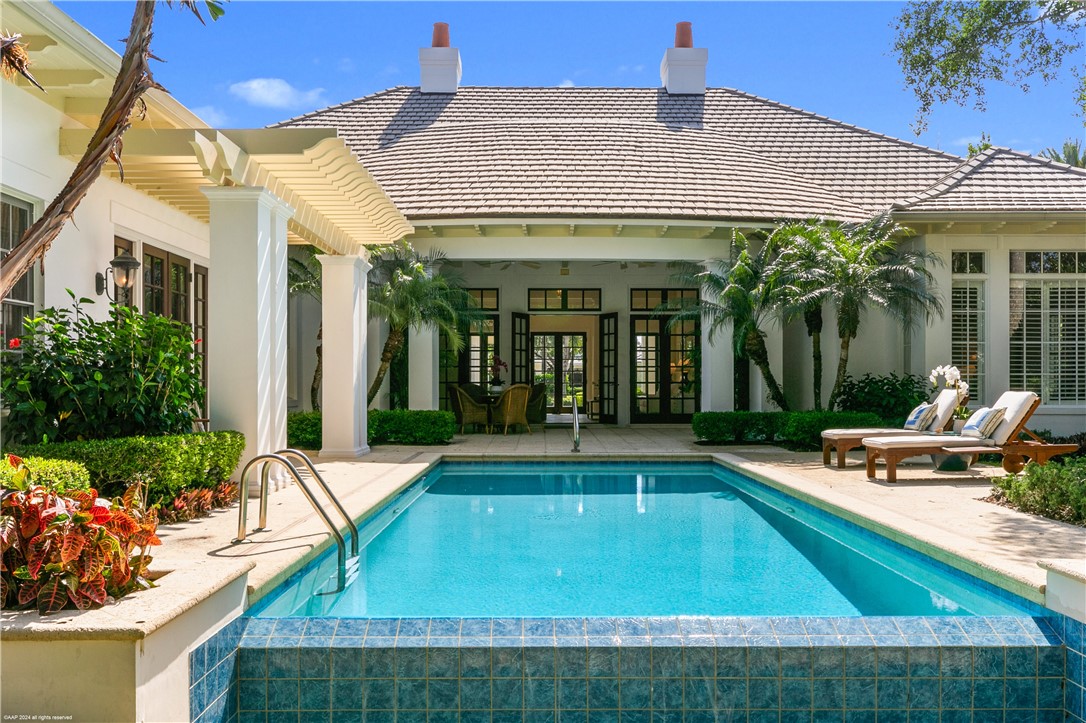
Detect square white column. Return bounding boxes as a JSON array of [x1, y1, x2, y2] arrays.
[[318, 254, 371, 458], [408, 326, 439, 410], [700, 324, 734, 412], [203, 187, 293, 491]]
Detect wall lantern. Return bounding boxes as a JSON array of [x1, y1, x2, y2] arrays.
[[95, 251, 141, 302]]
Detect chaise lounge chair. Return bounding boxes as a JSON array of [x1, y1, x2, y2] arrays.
[[821, 388, 961, 468], [862, 391, 1078, 483]]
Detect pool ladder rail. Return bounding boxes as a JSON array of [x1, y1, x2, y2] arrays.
[[231, 449, 358, 592], [571, 396, 581, 453]]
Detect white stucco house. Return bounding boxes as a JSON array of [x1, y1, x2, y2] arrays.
[[2, 2, 1083, 480]]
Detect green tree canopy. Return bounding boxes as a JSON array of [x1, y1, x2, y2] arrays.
[[893, 1, 1086, 134], [1040, 138, 1085, 167]]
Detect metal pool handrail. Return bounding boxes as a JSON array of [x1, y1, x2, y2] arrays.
[[275, 448, 358, 557], [571, 395, 582, 453], [231, 453, 348, 591]]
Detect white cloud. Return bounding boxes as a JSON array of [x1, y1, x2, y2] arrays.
[[191, 105, 229, 127], [228, 78, 325, 110], [337, 57, 356, 73], [951, 135, 981, 148], [379, 64, 400, 77], [558, 79, 575, 88]]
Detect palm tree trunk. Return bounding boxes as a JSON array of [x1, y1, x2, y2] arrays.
[[804, 306, 824, 411], [744, 330, 790, 411], [310, 323, 322, 411], [367, 327, 405, 405], [828, 335, 852, 410]]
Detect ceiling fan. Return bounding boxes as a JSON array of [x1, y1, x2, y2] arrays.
[[473, 260, 543, 270], [592, 261, 657, 269]]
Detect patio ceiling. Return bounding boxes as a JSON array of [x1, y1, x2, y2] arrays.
[[59, 128, 413, 254]]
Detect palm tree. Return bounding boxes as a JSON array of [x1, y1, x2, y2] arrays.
[[366, 242, 478, 405], [286, 246, 323, 411], [789, 214, 944, 410], [1040, 139, 1085, 167], [673, 230, 791, 411], [774, 221, 832, 411]]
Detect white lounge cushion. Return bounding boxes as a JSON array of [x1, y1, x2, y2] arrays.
[[862, 434, 996, 450], [985, 391, 1039, 445], [904, 402, 938, 431], [822, 427, 923, 440], [927, 388, 962, 432]]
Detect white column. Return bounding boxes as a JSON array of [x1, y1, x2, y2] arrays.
[[700, 324, 733, 412], [408, 326, 439, 410], [318, 254, 371, 458], [203, 187, 293, 492], [366, 317, 389, 409], [985, 241, 1010, 404]]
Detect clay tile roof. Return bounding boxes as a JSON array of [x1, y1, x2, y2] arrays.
[[893, 147, 1086, 213], [274, 87, 1066, 221]]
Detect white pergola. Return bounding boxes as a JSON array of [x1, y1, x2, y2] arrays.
[[60, 127, 413, 476]]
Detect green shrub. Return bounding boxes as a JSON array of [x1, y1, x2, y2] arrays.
[[5, 431, 244, 508], [834, 372, 930, 423], [370, 410, 456, 445], [287, 411, 322, 450], [992, 457, 1086, 525], [0, 455, 90, 493], [778, 411, 885, 450], [0, 295, 204, 443], [693, 410, 883, 448]]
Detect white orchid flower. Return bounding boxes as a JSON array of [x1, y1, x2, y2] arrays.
[[945, 366, 961, 384]]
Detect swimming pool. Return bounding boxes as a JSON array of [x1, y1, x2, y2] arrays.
[[251, 461, 1034, 618]]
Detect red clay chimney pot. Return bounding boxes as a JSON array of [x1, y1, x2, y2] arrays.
[[432, 22, 450, 48], [674, 21, 693, 48]]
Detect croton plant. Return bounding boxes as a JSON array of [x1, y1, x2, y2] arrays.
[[0, 454, 161, 614]]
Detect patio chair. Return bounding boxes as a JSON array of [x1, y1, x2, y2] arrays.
[[526, 382, 547, 425], [863, 391, 1078, 483], [455, 386, 491, 434], [821, 388, 961, 468], [493, 383, 532, 435]]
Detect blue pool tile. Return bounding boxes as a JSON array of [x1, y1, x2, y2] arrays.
[[300, 635, 333, 649], [714, 678, 747, 709], [1038, 646, 1065, 677], [394, 648, 426, 678], [238, 635, 269, 650], [493, 636, 523, 648], [426, 636, 458, 648], [715, 647, 747, 677], [238, 648, 266, 679], [1005, 646, 1037, 676], [714, 635, 749, 647], [907, 677, 938, 708], [299, 678, 330, 711], [460, 646, 491, 678], [814, 712, 845, 723], [430, 678, 463, 709], [939, 646, 973, 677], [267, 635, 301, 648], [587, 647, 619, 678], [245, 618, 277, 636], [330, 680, 362, 710], [332, 620, 366, 637], [589, 712, 619, 723], [808, 635, 841, 647], [647, 618, 680, 637], [266, 712, 299, 723], [461, 619, 493, 637], [238, 679, 267, 711], [330, 648, 363, 679], [426, 618, 460, 637], [780, 647, 811, 678], [362, 636, 395, 649], [365, 619, 398, 637], [1005, 676, 1038, 709], [396, 619, 428, 638], [305, 619, 338, 637], [683, 647, 714, 678], [972, 677, 1005, 709], [683, 712, 717, 723], [267, 679, 299, 712], [492, 678, 523, 709], [272, 619, 307, 636], [747, 647, 781, 677], [780, 678, 812, 708], [839, 635, 874, 647], [616, 618, 648, 637], [939, 676, 973, 709], [493, 618, 524, 636], [973, 647, 1005, 677], [875, 677, 908, 709], [557, 647, 588, 677], [907, 647, 939, 677], [709, 618, 744, 636], [586, 619, 617, 636], [426, 647, 459, 679], [843, 677, 875, 709], [862, 617, 899, 635], [525, 677, 557, 709], [811, 647, 844, 677], [770, 617, 806, 636], [299, 648, 331, 678], [588, 678, 619, 708], [875, 647, 908, 677], [925, 618, 964, 635], [748, 712, 780, 723], [521, 714, 555, 723], [621, 712, 651, 723], [649, 647, 682, 677], [831, 617, 867, 635], [906, 712, 937, 723], [559, 678, 588, 709], [619, 647, 651, 678], [525, 618, 557, 637], [778, 635, 811, 648], [936, 712, 969, 723], [871, 635, 906, 647], [330, 636, 363, 648], [801, 618, 837, 636], [811, 677, 844, 708], [493, 644, 524, 677], [556, 618, 587, 637], [267, 649, 299, 679], [619, 678, 650, 710], [363, 647, 394, 678], [525, 646, 558, 678], [969, 633, 1004, 647], [558, 635, 589, 647], [678, 617, 712, 636], [875, 712, 907, 723], [741, 617, 775, 635], [651, 678, 684, 711], [361, 679, 393, 710], [747, 677, 781, 709], [934, 633, 972, 647], [397, 712, 425, 723]]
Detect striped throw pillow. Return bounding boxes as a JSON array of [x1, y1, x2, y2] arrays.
[[962, 407, 1004, 439], [903, 402, 937, 431]]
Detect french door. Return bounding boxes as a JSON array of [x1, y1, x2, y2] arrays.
[[598, 312, 618, 424], [630, 315, 699, 422], [532, 333, 586, 414]]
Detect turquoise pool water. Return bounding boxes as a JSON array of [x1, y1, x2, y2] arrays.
[[252, 462, 1033, 618]]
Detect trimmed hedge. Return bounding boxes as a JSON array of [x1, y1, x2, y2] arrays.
[[992, 457, 1086, 525], [0, 456, 90, 493], [834, 372, 930, 425], [287, 409, 457, 448], [287, 411, 322, 450], [5, 431, 245, 508], [692, 410, 885, 450]]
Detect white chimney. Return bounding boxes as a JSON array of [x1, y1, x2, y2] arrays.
[[419, 22, 461, 94], [660, 21, 706, 95]]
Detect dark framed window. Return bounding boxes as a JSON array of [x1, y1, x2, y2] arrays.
[[1, 194, 35, 343], [143, 243, 190, 322], [193, 264, 209, 415], [528, 288, 601, 311], [951, 251, 985, 275], [469, 288, 499, 310], [630, 288, 698, 311]]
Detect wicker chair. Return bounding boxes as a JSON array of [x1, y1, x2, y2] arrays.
[[493, 383, 532, 435], [455, 386, 490, 434], [526, 383, 547, 425]]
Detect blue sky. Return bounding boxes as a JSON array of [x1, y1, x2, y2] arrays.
[[56, 1, 1081, 157]]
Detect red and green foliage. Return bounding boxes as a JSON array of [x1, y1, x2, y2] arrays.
[[158, 480, 237, 524], [1, 456, 161, 614]]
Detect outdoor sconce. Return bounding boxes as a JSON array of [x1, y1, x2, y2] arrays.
[[95, 251, 141, 302]]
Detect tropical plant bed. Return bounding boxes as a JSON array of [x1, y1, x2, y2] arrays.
[[288, 409, 457, 448], [985, 457, 1086, 526], [692, 410, 884, 450]]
